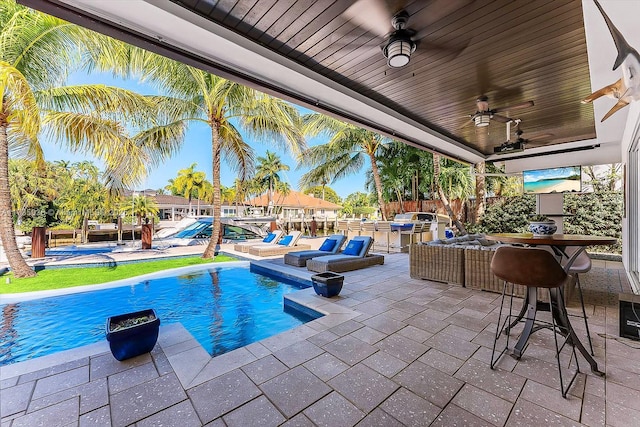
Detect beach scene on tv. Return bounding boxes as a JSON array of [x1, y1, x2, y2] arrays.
[[523, 166, 582, 194]]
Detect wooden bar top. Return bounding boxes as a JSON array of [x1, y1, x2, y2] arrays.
[[485, 233, 618, 246]]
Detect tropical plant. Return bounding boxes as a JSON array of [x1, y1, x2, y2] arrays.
[[172, 163, 206, 214], [433, 154, 467, 234], [299, 114, 389, 219], [2, 1, 181, 277], [90, 46, 306, 257], [255, 151, 290, 206], [120, 194, 159, 225]]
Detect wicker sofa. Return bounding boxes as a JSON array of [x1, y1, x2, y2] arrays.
[[410, 236, 575, 301]]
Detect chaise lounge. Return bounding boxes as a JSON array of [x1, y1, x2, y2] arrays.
[[248, 231, 311, 256], [306, 236, 384, 273], [283, 234, 347, 267], [233, 229, 283, 253]]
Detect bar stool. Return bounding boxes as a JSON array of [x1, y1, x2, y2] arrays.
[[565, 246, 595, 355], [490, 246, 580, 398]]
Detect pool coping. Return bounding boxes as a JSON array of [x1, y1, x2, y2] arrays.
[[1, 260, 360, 390]]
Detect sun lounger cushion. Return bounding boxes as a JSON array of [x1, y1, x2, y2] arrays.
[[278, 235, 293, 245], [263, 233, 277, 243], [343, 239, 364, 255], [319, 238, 338, 252]]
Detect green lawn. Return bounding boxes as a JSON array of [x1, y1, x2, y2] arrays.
[[1, 255, 237, 294]]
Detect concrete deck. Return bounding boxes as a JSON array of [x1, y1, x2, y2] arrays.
[[1, 248, 639, 426]]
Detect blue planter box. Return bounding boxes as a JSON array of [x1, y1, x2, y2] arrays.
[[311, 272, 344, 297], [106, 309, 160, 361]]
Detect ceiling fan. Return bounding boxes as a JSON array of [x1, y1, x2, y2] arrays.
[[462, 96, 534, 129], [493, 120, 552, 154], [343, 0, 471, 68]]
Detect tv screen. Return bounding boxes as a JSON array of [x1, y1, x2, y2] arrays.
[[523, 166, 582, 194]]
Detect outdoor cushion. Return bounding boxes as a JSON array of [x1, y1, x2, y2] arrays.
[[278, 235, 293, 246], [319, 238, 338, 252], [263, 233, 277, 243], [343, 239, 364, 256]]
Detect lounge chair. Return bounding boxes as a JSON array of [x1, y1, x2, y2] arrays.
[[306, 236, 384, 273], [248, 231, 311, 256], [283, 234, 347, 267], [233, 229, 283, 253]]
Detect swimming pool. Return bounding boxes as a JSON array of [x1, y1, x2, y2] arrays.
[[0, 264, 318, 366]]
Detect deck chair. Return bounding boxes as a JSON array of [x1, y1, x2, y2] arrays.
[[232, 229, 283, 253], [248, 231, 311, 256], [306, 236, 384, 273], [284, 234, 347, 267]]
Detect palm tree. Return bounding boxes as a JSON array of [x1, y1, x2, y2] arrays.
[[122, 194, 159, 224], [299, 114, 390, 219], [255, 151, 290, 208], [2, 1, 182, 277], [90, 49, 306, 258], [173, 163, 205, 215], [433, 154, 467, 234]]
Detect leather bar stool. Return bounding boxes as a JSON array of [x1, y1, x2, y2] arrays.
[[490, 246, 580, 398], [564, 247, 595, 355]]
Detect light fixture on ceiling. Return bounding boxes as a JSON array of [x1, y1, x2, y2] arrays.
[[474, 114, 491, 127], [383, 35, 416, 68]]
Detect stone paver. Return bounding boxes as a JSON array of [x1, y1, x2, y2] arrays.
[[1, 253, 634, 426]]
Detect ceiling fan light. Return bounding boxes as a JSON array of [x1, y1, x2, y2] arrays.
[[474, 114, 491, 127], [384, 37, 415, 68]]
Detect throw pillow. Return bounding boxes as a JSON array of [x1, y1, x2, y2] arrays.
[[278, 235, 294, 246], [263, 233, 276, 243], [319, 239, 337, 252], [343, 239, 364, 256]]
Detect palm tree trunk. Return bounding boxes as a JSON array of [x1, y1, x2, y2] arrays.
[[0, 121, 35, 277], [433, 154, 467, 235], [203, 122, 222, 258], [368, 152, 386, 220], [474, 161, 486, 223]]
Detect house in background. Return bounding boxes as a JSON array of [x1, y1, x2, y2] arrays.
[[127, 190, 238, 221], [246, 190, 342, 221]]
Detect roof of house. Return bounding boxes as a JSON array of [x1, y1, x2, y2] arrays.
[[248, 190, 342, 210]]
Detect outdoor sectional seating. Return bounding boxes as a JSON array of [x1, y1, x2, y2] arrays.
[[409, 234, 574, 302], [306, 236, 384, 273], [283, 234, 347, 267]]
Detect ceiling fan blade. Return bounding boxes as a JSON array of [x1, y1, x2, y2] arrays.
[[491, 114, 513, 123], [343, 0, 393, 38], [458, 117, 474, 130], [493, 100, 534, 114], [410, 0, 474, 41]]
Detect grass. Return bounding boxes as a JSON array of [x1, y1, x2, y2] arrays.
[[1, 255, 237, 294]]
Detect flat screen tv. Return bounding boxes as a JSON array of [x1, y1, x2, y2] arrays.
[[522, 166, 582, 194]]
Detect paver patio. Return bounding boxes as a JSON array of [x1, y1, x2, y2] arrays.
[[1, 250, 639, 426]]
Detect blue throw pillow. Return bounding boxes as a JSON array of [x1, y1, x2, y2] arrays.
[[319, 239, 337, 252], [263, 233, 276, 243], [343, 240, 364, 256], [278, 235, 293, 246]]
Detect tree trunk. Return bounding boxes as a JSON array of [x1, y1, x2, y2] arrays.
[[0, 121, 35, 277], [203, 122, 222, 258], [368, 151, 386, 220], [433, 154, 467, 235], [474, 161, 486, 224]]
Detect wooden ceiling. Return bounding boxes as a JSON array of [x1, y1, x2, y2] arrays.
[[172, 0, 595, 155]]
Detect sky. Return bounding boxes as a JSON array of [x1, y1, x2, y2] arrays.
[[41, 71, 368, 199]]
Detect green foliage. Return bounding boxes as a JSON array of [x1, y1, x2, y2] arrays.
[[471, 195, 536, 233], [303, 186, 341, 204], [341, 191, 375, 217], [564, 191, 622, 253]]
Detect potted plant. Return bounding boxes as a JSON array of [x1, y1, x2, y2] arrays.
[[528, 214, 557, 236], [106, 308, 160, 361]]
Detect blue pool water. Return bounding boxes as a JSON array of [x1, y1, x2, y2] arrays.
[[0, 265, 317, 366]]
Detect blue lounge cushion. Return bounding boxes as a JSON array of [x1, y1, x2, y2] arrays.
[[343, 239, 364, 256], [278, 235, 293, 246], [263, 233, 276, 243], [319, 238, 337, 252]]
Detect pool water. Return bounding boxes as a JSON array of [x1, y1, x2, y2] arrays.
[[0, 266, 317, 366]]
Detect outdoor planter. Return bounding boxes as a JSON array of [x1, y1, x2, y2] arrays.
[[106, 308, 160, 361], [311, 272, 344, 297]]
